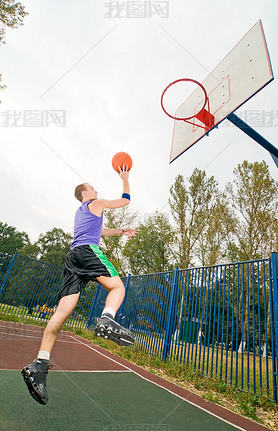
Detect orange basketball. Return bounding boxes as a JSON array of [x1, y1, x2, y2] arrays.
[[112, 152, 133, 173]]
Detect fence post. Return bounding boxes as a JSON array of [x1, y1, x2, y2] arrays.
[[87, 283, 101, 328], [271, 252, 278, 402], [117, 274, 131, 324], [0, 252, 18, 296], [162, 267, 179, 361]]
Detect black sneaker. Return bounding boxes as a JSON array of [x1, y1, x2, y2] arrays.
[[95, 314, 135, 346], [21, 359, 51, 405]]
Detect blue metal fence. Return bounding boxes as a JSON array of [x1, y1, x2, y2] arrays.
[[0, 253, 98, 328], [0, 251, 277, 402]]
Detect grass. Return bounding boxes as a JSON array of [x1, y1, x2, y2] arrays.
[[124, 326, 275, 403], [0, 303, 88, 328], [1, 312, 278, 429], [169, 339, 275, 397]]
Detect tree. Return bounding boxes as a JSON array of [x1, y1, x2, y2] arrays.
[[19, 227, 73, 266], [0, 1, 28, 93], [0, 74, 6, 92], [195, 192, 237, 266], [123, 211, 175, 274], [169, 169, 220, 269], [0, 0, 28, 45], [224, 160, 278, 353], [226, 160, 278, 261], [18, 242, 40, 260], [0, 221, 29, 254], [100, 207, 138, 276]]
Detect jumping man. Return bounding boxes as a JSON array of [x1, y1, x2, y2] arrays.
[[22, 165, 137, 405]]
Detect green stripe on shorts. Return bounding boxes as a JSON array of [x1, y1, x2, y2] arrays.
[[89, 245, 119, 277]]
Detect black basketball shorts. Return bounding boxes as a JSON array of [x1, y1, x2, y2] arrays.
[[59, 245, 119, 299]]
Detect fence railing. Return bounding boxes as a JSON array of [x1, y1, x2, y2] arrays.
[[0, 253, 98, 328], [0, 251, 277, 403]]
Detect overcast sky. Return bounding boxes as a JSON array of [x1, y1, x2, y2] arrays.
[[0, 0, 277, 242]]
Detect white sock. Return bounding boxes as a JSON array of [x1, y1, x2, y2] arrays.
[[102, 307, 115, 318], [38, 350, 50, 361]]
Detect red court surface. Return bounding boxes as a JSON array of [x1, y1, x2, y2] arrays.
[[0, 320, 270, 431]]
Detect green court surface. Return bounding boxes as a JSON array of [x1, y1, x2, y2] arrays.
[[0, 370, 240, 431]]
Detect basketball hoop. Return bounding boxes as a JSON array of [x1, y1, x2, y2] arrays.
[[161, 78, 215, 130]]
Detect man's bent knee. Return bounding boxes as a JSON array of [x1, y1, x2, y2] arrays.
[[57, 293, 80, 312], [97, 275, 125, 292]]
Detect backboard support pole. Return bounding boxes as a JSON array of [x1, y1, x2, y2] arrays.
[[227, 112, 278, 168]]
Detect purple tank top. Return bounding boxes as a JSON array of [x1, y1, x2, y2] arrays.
[[70, 201, 103, 250]]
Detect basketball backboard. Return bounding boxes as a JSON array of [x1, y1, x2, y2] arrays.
[[168, 20, 274, 163]]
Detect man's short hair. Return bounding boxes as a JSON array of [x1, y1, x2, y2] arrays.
[[74, 183, 88, 202]]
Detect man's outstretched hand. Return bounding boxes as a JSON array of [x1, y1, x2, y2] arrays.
[[122, 228, 138, 239]]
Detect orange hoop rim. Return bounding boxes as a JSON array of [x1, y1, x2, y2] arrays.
[[161, 78, 209, 121]]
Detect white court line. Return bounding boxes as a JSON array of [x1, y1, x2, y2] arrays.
[[0, 330, 80, 344], [51, 370, 132, 373], [0, 333, 42, 340], [69, 335, 247, 431], [0, 323, 79, 343], [0, 319, 41, 330], [0, 323, 44, 334], [0, 322, 43, 329], [0, 368, 131, 373], [0, 322, 249, 430]]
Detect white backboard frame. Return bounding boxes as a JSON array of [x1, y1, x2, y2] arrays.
[[170, 20, 274, 163]]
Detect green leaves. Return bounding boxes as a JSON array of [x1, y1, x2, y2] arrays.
[[0, 221, 29, 255], [0, 1, 28, 96], [19, 227, 73, 266], [0, 0, 28, 44], [123, 211, 175, 274], [2, 160, 278, 271], [100, 206, 138, 276], [169, 161, 278, 267], [169, 168, 222, 268], [226, 160, 278, 261]]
